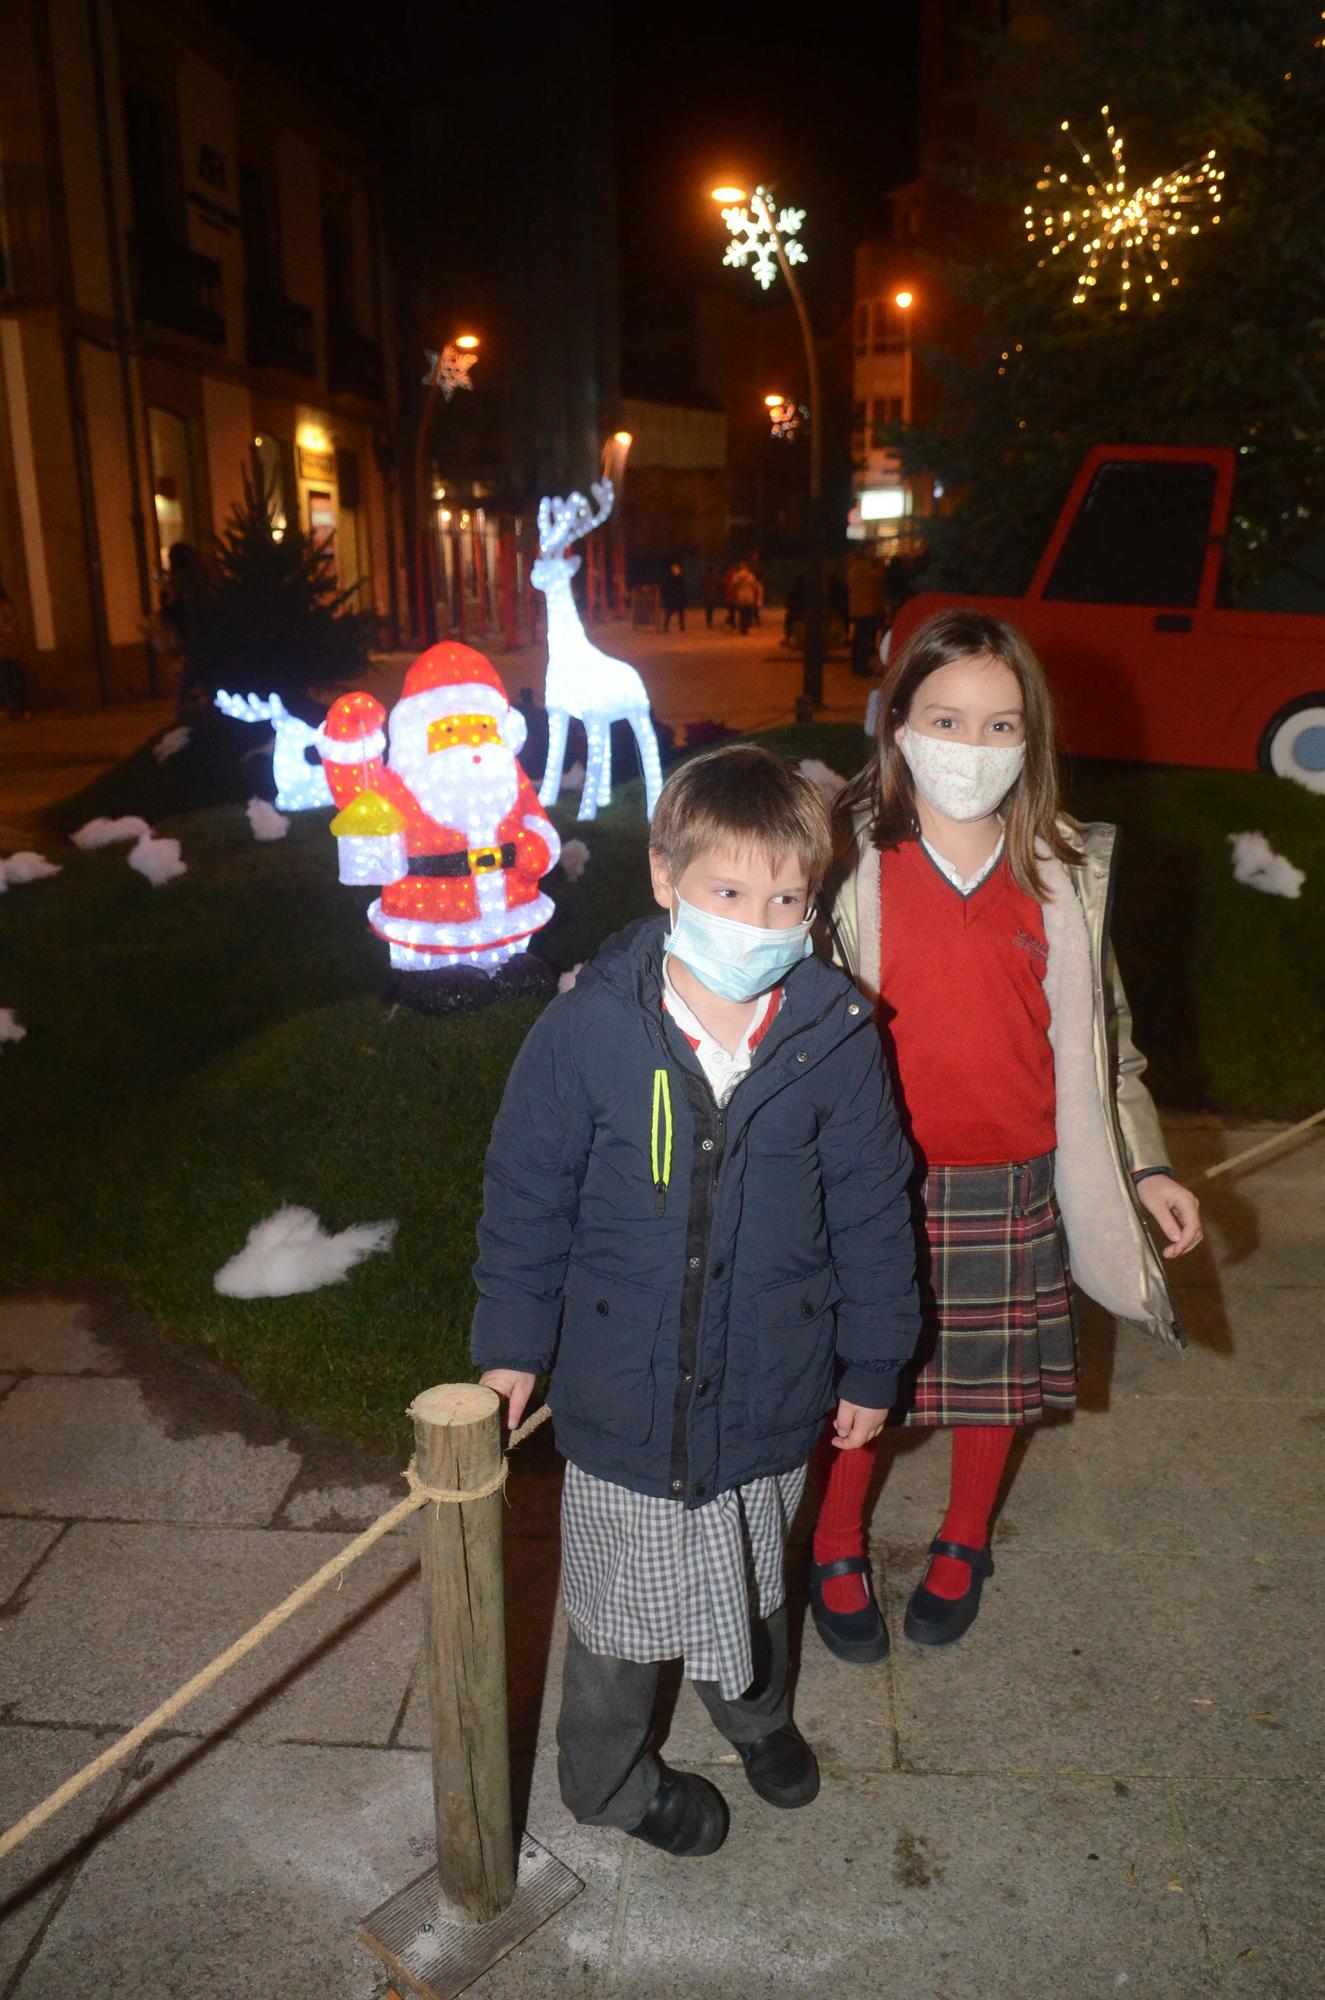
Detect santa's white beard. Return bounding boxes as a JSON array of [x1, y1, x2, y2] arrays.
[[401, 741, 520, 842]]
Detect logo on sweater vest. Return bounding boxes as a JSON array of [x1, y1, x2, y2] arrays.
[[1013, 928, 1049, 963]]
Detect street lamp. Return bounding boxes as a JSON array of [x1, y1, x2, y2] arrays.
[[415, 334, 481, 642], [711, 183, 824, 720], [598, 430, 634, 614]]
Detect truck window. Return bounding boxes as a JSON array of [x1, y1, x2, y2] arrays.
[[1043, 459, 1216, 607]]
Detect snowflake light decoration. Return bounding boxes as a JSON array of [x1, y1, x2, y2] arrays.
[[721, 188, 808, 291], [1026, 107, 1224, 310], [422, 342, 477, 400]]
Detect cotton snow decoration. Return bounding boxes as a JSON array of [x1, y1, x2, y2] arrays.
[[1229, 831, 1305, 901], [560, 838, 590, 880], [0, 1009, 26, 1046], [246, 798, 290, 843], [152, 725, 192, 763], [127, 834, 187, 887], [557, 963, 583, 994], [2, 850, 62, 886], [798, 758, 847, 802], [214, 1204, 398, 1298], [71, 815, 152, 850]]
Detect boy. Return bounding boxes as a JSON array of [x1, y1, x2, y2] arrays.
[[472, 745, 918, 1857]]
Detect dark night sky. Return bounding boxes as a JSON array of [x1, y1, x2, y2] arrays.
[[214, 0, 922, 386]]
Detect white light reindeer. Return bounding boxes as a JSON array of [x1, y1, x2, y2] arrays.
[[531, 480, 662, 821], [214, 690, 334, 810]]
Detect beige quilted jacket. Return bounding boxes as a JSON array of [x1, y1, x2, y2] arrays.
[[828, 812, 1182, 1344]]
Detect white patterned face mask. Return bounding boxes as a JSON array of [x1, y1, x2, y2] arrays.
[[897, 725, 1026, 822]]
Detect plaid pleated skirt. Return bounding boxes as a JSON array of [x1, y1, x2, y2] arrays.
[[893, 1153, 1077, 1427]]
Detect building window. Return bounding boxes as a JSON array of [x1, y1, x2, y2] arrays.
[[147, 407, 197, 570], [870, 397, 904, 448], [854, 302, 869, 357], [251, 433, 293, 541], [871, 300, 905, 354]]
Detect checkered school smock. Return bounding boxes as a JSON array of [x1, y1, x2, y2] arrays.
[[560, 1461, 807, 1699], [893, 1152, 1077, 1426]]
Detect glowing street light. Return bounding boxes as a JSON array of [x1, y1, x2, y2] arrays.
[[894, 289, 914, 310], [710, 180, 823, 717]]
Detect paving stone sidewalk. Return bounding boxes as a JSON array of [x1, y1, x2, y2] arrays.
[[1, 1116, 1321, 2000]]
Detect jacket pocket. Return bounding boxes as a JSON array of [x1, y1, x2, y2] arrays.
[[551, 1262, 668, 1446], [747, 1264, 842, 1440]]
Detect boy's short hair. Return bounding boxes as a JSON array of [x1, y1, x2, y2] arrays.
[[649, 743, 832, 882]]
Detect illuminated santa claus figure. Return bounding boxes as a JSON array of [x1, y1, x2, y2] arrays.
[[319, 643, 560, 985]]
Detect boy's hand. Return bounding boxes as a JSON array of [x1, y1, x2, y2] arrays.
[[830, 1399, 888, 1450], [478, 1369, 538, 1430], [1136, 1174, 1203, 1258]]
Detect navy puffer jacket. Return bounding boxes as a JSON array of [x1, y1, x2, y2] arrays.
[[471, 917, 918, 1504]]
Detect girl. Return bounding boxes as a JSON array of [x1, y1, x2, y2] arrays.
[[810, 609, 1202, 1657]]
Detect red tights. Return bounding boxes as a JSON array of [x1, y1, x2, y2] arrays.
[[812, 1424, 1016, 1610]]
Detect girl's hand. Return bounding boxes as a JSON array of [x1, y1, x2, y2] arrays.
[[830, 1399, 889, 1449], [478, 1369, 537, 1429], [1136, 1174, 1203, 1258]]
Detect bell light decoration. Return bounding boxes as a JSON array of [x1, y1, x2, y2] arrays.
[[530, 479, 662, 821], [320, 644, 560, 977], [330, 789, 408, 886], [214, 690, 334, 810]]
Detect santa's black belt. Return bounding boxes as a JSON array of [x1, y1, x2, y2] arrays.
[[408, 844, 516, 877]]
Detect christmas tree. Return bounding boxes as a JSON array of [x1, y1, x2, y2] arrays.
[[183, 467, 376, 712]]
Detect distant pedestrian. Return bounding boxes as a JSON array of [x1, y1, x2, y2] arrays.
[[159, 542, 207, 713], [0, 582, 32, 718], [721, 563, 738, 629], [701, 564, 721, 630], [660, 561, 688, 634], [751, 562, 766, 629], [730, 562, 758, 636], [847, 549, 888, 677]]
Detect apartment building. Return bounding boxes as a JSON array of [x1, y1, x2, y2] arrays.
[[0, 0, 402, 706]]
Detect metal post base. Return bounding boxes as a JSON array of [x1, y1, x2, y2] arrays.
[[794, 694, 820, 724], [358, 1836, 584, 2000]]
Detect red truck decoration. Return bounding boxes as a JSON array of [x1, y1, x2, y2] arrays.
[[886, 445, 1325, 792]]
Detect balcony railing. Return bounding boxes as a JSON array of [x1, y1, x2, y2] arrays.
[[130, 234, 225, 345], [327, 320, 384, 402], [245, 285, 316, 376]]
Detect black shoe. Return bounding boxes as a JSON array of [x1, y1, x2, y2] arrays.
[[626, 1765, 729, 1857], [903, 1538, 994, 1648], [736, 1723, 820, 1808], [808, 1555, 890, 1665]]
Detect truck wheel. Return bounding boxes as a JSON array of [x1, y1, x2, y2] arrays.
[[1258, 695, 1325, 793]]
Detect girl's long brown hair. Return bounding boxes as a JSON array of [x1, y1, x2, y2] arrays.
[[838, 608, 1081, 900]]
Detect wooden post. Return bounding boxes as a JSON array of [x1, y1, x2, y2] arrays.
[[409, 1384, 514, 1922]]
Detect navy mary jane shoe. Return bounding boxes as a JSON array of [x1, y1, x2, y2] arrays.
[[808, 1554, 890, 1665], [903, 1538, 994, 1648]]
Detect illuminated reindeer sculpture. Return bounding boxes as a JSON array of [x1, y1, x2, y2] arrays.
[[213, 689, 334, 810], [531, 479, 663, 821]]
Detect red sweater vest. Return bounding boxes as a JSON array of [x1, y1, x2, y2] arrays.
[[878, 841, 1056, 1168]]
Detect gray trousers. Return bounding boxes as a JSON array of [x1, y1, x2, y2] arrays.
[[556, 1605, 790, 1829]]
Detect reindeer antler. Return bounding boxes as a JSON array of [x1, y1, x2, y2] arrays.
[[537, 478, 615, 555]]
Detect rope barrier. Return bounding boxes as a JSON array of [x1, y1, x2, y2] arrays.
[[0, 1401, 551, 1867]]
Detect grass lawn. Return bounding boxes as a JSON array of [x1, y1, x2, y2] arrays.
[[5, 723, 1320, 1454]]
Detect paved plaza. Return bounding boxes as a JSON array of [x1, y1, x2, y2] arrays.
[[0, 1114, 1320, 1999]]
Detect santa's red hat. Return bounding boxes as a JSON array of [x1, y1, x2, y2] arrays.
[[319, 689, 387, 764], [393, 643, 527, 754]]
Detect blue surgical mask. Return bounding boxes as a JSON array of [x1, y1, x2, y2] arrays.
[[663, 895, 814, 1003]]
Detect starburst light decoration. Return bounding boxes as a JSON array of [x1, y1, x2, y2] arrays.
[[1026, 107, 1224, 309], [422, 342, 477, 400], [720, 189, 807, 291]]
